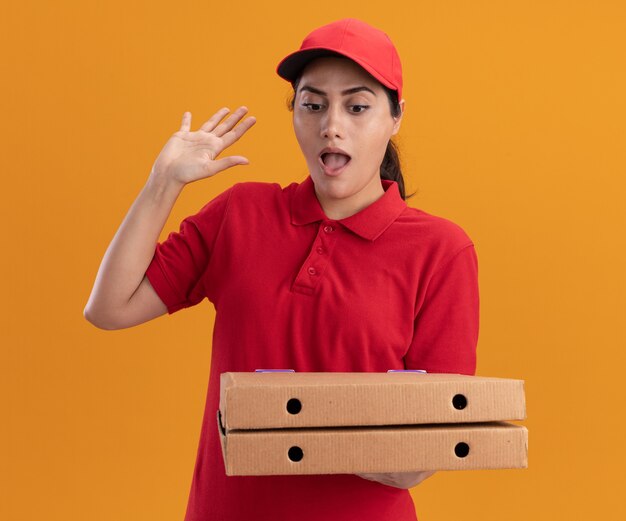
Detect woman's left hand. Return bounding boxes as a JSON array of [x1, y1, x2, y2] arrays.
[[355, 470, 436, 489]]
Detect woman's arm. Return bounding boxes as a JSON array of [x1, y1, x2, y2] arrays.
[[84, 107, 256, 329], [83, 175, 182, 329]]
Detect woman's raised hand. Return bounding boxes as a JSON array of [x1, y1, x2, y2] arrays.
[[150, 107, 256, 186]]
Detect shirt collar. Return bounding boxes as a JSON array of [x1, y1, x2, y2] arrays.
[[290, 176, 407, 241]]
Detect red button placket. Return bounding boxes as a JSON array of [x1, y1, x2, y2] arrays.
[[291, 221, 340, 295]]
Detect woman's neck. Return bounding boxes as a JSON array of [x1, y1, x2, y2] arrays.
[[316, 178, 385, 220]]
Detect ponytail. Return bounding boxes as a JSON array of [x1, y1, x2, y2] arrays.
[[380, 139, 409, 200], [380, 85, 416, 200]]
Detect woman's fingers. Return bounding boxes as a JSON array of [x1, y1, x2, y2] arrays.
[[175, 107, 256, 178], [220, 115, 257, 149], [199, 107, 231, 132], [195, 106, 255, 141], [180, 111, 192, 132], [212, 106, 251, 136], [209, 155, 250, 175], [355, 470, 436, 489]]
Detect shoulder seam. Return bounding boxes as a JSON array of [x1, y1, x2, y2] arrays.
[[431, 242, 475, 280]]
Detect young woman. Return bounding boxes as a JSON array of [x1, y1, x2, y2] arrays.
[[85, 18, 479, 521]]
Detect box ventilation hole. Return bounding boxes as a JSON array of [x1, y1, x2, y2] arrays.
[[288, 446, 304, 462], [452, 394, 468, 410], [286, 398, 302, 414], [454, 442, 470, 458]]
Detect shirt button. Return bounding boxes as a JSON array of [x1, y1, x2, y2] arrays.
[[324, 225, 335, 233], [316, 246, 325, 254], [307, 266, 317, 276]]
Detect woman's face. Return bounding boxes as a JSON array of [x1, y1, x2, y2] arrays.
[[292, 56, 403, 219]]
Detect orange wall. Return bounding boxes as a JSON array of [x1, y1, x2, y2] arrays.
[[2, 1, 625, 519]]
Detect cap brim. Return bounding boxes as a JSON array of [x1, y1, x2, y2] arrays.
[[276, 48, 353, 82]]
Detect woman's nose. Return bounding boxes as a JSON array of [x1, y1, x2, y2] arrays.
[[320, 106, 344, 139]]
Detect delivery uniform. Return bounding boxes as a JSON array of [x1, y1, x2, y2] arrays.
[[145, 175, 479, 521]]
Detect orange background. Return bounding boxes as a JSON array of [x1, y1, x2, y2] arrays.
[[2, 1, 625, 519]]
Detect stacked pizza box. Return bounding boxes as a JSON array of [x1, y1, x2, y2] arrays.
[[217, 371, 527, 476]]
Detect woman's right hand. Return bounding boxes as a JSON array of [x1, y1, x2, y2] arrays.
[[150, 106, 256, 186]]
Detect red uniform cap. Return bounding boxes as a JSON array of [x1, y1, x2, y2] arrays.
[[276, 18, 403, 102]]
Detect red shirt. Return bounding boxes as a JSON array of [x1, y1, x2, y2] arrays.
[[146, 175, 479, 521]]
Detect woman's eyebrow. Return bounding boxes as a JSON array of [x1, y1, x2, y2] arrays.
[[299, 85, 377, 97]]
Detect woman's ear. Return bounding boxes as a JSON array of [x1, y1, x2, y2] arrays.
[[392, 99, 405, 136]]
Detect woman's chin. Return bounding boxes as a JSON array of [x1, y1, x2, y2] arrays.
[[311, 174, 352, 198]]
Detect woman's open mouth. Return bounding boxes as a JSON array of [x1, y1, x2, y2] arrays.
[[319, 151, 352, 176]]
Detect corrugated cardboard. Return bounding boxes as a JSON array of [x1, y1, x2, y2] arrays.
[[220, 372, 526, 429], [218, 411, 528, 476], [218, 372, 528, 476]]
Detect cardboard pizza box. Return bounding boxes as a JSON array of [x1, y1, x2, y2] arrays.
[[217, 372, 528, 476], [217, 411, 528, 476], [219, 372, 526, 430]]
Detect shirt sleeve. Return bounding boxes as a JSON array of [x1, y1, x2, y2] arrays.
[[403, 243, 479, 375], [145, 185, 234, 314]]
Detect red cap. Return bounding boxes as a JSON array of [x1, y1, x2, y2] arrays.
[[276, 18, 403, 101]]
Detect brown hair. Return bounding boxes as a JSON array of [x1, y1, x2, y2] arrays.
[[287, 76, 416, 200]]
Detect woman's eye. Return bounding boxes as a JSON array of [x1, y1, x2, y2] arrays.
[[302, 103, 323, 112], [350, 105, 369, 114]]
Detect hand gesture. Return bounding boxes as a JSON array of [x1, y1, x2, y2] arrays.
[[150, 106, 256, 186]]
